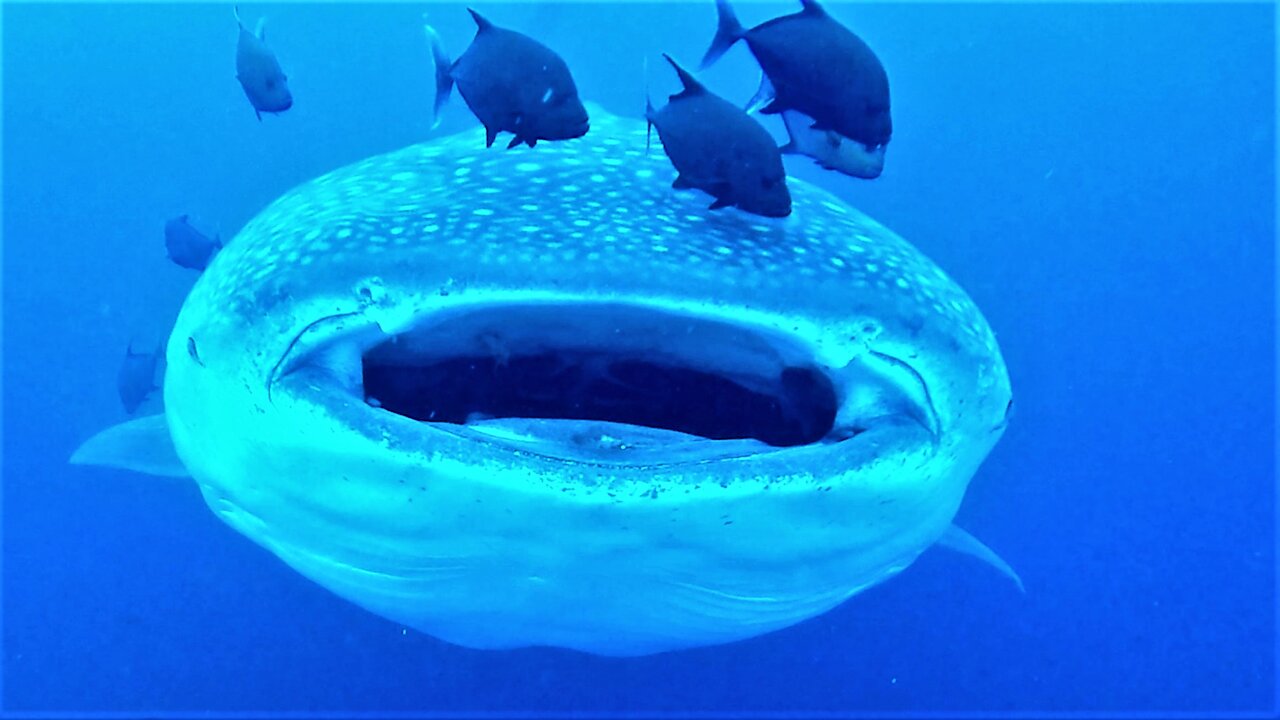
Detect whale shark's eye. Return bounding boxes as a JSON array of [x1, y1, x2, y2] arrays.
[[186, 337, 204, 367]]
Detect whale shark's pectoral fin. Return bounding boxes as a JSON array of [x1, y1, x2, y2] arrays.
[[69, 413, 190, 479], [938, 524, 1025, 593]]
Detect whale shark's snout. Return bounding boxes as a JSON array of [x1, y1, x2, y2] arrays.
[[75, 107, 1013, 656]]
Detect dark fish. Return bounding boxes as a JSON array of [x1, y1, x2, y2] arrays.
[[645, 54, 791, 218], [424, 9, 589, 149], [700, 0, 891, 154], [235, 6, 292, 121], [164, 215, 222, 271], [117, 341, 162, 415]]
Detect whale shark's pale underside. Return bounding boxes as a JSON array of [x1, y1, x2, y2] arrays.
[[73, 106, 1018, 656]]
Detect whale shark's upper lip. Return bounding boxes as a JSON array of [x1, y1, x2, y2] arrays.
[[269, 296, 942, 469]]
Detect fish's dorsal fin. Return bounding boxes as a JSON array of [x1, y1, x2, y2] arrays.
[[662, 54, 705, 100], [799, 0, 828, 16], [467, 8, 495, 32], [233, 4, 244, 29], [938, 524, 1026, 593], [69, 413, 190, 479]]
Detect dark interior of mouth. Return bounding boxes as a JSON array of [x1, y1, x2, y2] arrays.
[[358, 304, 840, 448]]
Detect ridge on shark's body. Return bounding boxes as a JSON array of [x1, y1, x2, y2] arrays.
[[72, 105, 1019, 656]]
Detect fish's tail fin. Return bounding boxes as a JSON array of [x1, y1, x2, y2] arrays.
[[699, 0, 745, 70], [423, 20, 454, 130], [233, 4, 244, 29]]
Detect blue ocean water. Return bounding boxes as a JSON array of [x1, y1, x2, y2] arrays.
[[2, 1, 1274, 714]]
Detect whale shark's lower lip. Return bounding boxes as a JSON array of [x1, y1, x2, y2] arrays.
[[273, 298, 940, 467]]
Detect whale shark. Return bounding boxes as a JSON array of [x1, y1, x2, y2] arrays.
[[72, 105, 1018, 656]]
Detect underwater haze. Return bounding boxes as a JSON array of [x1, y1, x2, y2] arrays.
[[3, 1, 1275, 714]]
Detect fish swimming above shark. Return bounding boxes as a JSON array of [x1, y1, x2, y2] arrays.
[[701, 0, 892, 167], [71, 106, 1020, 656], [646, 54, 791, 218], [425, 9, 589, 149], [234, 6, 292, 121]]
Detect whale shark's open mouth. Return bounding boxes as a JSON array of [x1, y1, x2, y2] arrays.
[[279, 301, 938, 466]]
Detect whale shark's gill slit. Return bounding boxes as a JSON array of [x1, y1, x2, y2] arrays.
[[358, 303, 840, 448]]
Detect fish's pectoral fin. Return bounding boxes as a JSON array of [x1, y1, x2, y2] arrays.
[[506, 135, 523, 150], [938, 524, 1025, 594], [744, 72, 775, 114], [707, 191, 734, 211], [759, 99, 786, 115], [69, 413, 190, 479], [484, 126, 499, 148]]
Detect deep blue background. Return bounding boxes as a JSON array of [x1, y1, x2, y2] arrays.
[[3, 2, 1274, 713]]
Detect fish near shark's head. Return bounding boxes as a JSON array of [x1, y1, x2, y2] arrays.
[[234, 15, 292, 115], [164, 106, 1010, 656]]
